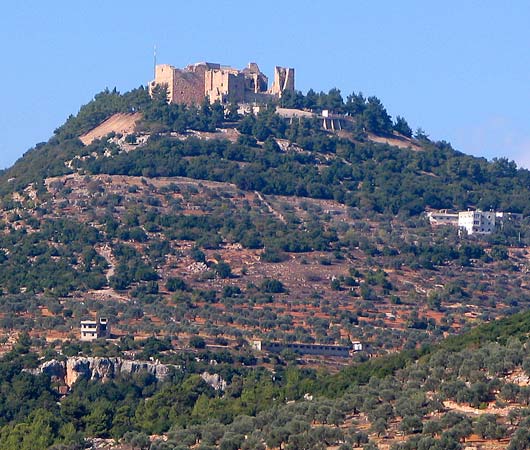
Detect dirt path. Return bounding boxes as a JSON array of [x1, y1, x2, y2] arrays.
[[255, 191, 287, 223], [443, 401, 511, 417], [94, 243, 116, 281]]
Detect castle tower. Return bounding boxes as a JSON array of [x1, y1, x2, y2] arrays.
[[149, 64, 177, 103], [271, 66, 295, 97], [150, 63, 214, 105]]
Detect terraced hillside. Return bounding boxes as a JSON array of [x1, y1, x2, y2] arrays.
[[1, 85, 530, 448], [1, 87, 530, 360]]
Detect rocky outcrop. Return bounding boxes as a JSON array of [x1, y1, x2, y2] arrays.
[[40, 359, 66, 381], [201, 371, 227, 391], [120, 359, 171, 380], [34, 357, 177, 387]]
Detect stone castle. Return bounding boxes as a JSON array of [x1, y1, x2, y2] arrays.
[[149, 61, 294, 105]]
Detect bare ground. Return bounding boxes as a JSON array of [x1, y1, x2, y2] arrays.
[[80, 113, 142, 145]]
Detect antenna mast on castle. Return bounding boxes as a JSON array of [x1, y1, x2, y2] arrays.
[[153, 45, 157, 78]]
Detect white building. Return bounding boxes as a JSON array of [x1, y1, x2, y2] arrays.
[[80, 318, 110, 341], [495, 212, 524, 222], [458, 211, 496, 235], [250, 339, 363, 357], [351, 341, 363, 352], [426, 210, 459, 227], [427, 209, 523, 236]]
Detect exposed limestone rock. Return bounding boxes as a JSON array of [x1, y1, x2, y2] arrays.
[[119, 359, 171, 381], [65, 357, 92, 386], [34, 357, 177, 387], [512, 373, 530, 386], [40, 359, 66, 381], [201, 371, 227, 391]]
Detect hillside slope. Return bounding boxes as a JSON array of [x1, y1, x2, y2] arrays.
[[1, 297, 530, 449], [0, 87, 529, 355], [1, 85, 530, 448]]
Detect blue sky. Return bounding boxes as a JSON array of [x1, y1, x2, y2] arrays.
[[1, 1, 530, 169]]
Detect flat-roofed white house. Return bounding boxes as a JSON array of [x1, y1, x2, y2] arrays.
[[427, 209, 523, 236], [80, 318, 110, 341], [458, 210, 496, 235]]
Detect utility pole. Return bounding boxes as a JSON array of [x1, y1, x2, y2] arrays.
[[153, 45, 157, 78]]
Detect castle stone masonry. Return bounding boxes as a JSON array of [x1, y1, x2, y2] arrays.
[[150, 61, 295, 105]]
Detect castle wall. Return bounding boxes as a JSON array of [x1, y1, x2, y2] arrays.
[[205, 69, 248, 103], [242, 63, 269, 94], [205, 69, 229, 103], [151, 62, 294, 105], [171, 69, 204, 105], [227, 73, 247, 103], [150, 63, 208, 105]]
